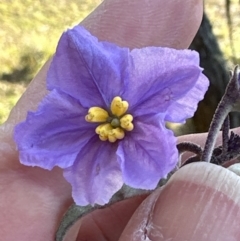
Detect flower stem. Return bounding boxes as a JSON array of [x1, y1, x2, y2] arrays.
[[55, 205, 96, 241], [221, 115, 230, 156], [201, 100, 232, 162], [177, 142, 202, 156], [202, 66, 240, 162], [55, 185, 151, 241]]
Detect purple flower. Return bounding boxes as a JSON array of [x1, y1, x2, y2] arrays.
[[14, 26, 209, 206]]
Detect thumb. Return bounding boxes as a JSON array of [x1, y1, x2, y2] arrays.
[[120, 163, 240, 241]]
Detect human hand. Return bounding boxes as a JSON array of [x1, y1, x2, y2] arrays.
[[2, 0, 240, 240]]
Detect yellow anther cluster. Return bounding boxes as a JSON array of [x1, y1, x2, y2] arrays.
[[111, 96, 129, 117], [120, 114, 134, 131], [96, 124, 125, 142], [85, 107, 108, 122], [85, 96, 134, 143]]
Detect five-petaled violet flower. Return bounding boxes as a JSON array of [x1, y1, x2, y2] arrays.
[[14, 26, 209, 206]]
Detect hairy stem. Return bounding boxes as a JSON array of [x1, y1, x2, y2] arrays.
[[55, 185, 151, 241], [177, 142, 202, 155], [222, 115, 230, 156], [202, 66, 240, 162], [202, 100, 232, 162]]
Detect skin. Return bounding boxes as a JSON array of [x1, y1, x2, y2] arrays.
[[1, 0, 240, 240]]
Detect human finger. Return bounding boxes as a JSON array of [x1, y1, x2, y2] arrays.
[[0, 1, 204, 240], [4, 0, 203, 131], [120, 162, 240, 241]]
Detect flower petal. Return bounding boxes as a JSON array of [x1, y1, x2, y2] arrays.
[[64, 137, 123, 205], [14, 89, 94, 170], [124, 47, 206, 117], [47, 26, 129, 108], [117, 116, 178, 189], [165, 73, 209, 123]]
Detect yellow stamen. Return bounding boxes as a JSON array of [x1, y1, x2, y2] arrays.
[[85, 107, 109, 122], [110, 96, 129, 117], [95, 124, 125, 142], [87, 96, 134, 143], [120, 114, 134, 131], [108, 128, 125, 143], [95, 123, 112, 141], [99, 135, 108, 141]]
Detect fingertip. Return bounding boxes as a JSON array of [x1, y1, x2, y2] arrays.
[[120, 163, 240, 241], [76, 195, 147, 240], [6, 0, 204, 128], [81, 0, 204, 49]]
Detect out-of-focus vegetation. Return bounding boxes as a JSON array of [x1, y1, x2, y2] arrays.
[[0, 0, 101, 123], [0, 0, 240, 124], [0, 82, 25, 122], [0, 0, 101, 82], [205, 0, 240, 67]]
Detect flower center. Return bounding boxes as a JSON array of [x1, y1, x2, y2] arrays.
[[85, 96, 134, 142]]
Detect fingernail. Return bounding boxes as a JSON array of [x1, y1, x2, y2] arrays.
[[228, 163, 240, 176], [121, 163, 240, 241]]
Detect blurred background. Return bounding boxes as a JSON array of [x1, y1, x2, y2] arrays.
[[0, 0, 240, 134], [0, 0, 101, 123]]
